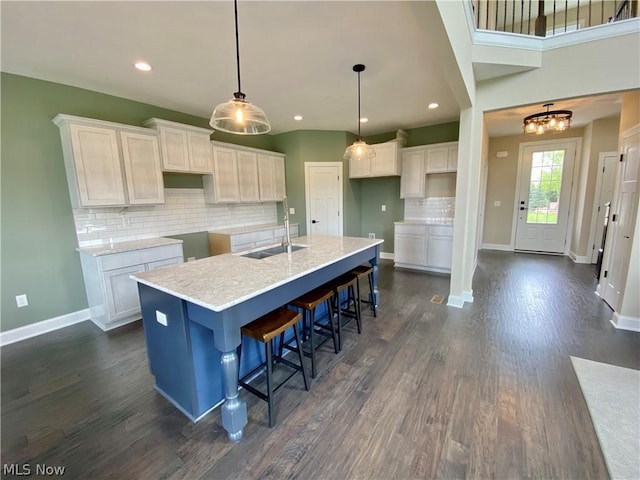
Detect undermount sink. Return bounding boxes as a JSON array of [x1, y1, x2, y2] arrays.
[[239, 244, 308, 260]]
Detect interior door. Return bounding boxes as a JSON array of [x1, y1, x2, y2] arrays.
[[590, 153, 618, 263], [600, 129, 639, 311], [305, 163, 343, 236], [514, 142, 576, 253]]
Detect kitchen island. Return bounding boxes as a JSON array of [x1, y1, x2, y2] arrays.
[[131, 235, 383, 442]]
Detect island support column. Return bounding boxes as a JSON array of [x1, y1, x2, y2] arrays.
[[370, 252, 380, 307], [214, 313, 247, 442]]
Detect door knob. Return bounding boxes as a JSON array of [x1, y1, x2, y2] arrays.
[[311, 220, 319, 224], [520, 206, 528, 211]]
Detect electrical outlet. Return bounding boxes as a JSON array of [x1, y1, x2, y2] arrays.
[[381, 204, 386, 212], [16, 294, 29, 308], [368, 233, 375, 239], [187, 257, 196, 262], [156, 310, 168, 326]]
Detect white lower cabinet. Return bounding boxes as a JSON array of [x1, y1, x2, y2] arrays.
[[79, 242, 183, 331], [394, 223, 453, 273]]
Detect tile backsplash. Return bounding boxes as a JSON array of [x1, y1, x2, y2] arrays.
[[404, 197, 455, 223], [74, 188, 277, 247]]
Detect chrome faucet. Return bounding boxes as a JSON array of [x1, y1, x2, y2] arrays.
[[282, 196, 292, 254]]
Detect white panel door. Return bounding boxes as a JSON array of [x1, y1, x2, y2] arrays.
[[514, 142, 576, 253], [601, 130, 639, 311], [590, 153, 618, 263], [305, 163, 343, 236]]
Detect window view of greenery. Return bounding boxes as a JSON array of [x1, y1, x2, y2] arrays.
[[527, 150, 564, 224]]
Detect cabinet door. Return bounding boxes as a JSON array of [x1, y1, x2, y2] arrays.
[[120, 131, 165, 205], [147, 257, 183, 270], [69, 123, 126, 206], [212, 147, 240, 202], [187, 132, 212, 173], [427, 236, 453, 269], [400, 150, 426, 198], [349, 156, 371, 178], [258, 154, 286, 201], [394, 233, 427, 266], [371, 142, 399, 176], [447, 145, 458, 171], [158, 127, 190, 171], [425, 147, 448, 173], [237, 151, 260, 202], [102, 264, 146, 322]]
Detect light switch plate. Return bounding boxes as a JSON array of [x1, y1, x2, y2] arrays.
[[381, 205, 386, 212], [289, 207, 295, 215], [156, 310, 168, 326], [494, 200, 501, 207]]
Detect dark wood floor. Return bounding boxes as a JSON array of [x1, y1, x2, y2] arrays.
[[2, 251, 639, 479]]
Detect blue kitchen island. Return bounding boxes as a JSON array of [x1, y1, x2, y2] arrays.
[[131, 235, 383, 442]]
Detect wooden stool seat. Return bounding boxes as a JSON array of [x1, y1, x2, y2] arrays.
[[238, 307, 309, 427], [289, 285, 338, 378], [350, 265, 377, 317]]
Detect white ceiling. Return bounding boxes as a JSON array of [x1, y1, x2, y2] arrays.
[[1, 1, 623, 138]]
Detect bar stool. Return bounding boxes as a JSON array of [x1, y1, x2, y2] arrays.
[[289, 285, 339, 378], [238, 307, 309, 428], [350, 265, 377, 317], [326, 273, 362, 351]]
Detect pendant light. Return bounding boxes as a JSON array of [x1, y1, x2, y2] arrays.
[[523, 103, 572, 135], [344, 64, 375, 161], [210, 0, 271, 135]]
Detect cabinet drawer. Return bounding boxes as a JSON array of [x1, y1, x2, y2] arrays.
[[231, 229, 274, 247], [395, 224, 427, 236], [99, 244, 183, 271], [428, 225, 453, 237]]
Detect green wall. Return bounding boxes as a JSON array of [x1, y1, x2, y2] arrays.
[[0, 73, 274, 332], [1, 72, 460, 332]]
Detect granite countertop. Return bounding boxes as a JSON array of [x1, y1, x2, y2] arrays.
[[395, 219, 454, 226], [208, 222, 299, 235], [77, 237, 183, 256], [131, 235, 383, 312]]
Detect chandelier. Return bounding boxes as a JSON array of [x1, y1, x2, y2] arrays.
[[523, 103, 572, 135]]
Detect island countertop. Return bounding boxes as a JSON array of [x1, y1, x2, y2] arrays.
[[131, 235, 383, 313]]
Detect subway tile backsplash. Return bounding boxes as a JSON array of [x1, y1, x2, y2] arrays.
[[404, 197, 455, 223], [74, 189, 277, 247]]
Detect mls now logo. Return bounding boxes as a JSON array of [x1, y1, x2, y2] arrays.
[[3, 463, 66, 476]]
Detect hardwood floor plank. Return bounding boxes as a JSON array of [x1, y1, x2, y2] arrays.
[[2, 253, 638, 479]]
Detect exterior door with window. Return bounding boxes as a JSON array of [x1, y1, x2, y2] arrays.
[[515, 142, 576, 253]]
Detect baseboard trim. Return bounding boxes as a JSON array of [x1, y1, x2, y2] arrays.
[[447, 295, 465, 308], [610, 312, 640, 332], [1, 309, 90, 346], [482, 243, 513, 252], [380, 252, 394, 260], [569, 251, 591, 264], [462, 290, 474, 303]]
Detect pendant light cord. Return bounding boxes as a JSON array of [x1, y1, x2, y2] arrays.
[[357, 70, 361, 139], [234, 0, 242, 96]]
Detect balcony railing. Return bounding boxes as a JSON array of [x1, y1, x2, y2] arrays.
[[471, 0, 638, 36]]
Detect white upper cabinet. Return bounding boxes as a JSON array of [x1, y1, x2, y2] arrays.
[[120, 131, 164, 205], [205, 142, 286, 204], [400, 148, 426, 198], [205, 145, 241, 203], [53, 114, 164, 208], [143, 118, 213, 174], [349, 139, 403, 178], [258, 154, 286, 202], [425, 142, 458, 173], [237, 150, 260, 202]]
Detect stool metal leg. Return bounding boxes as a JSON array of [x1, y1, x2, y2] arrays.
[[293, 324, 309, 391], [368, 272, 377, 317], [266, 340, 275, 428], [349, 285, 362, 334], [326, 299, 339, 354], [309, 307, 317, 378]]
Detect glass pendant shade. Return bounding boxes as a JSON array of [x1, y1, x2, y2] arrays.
[[344, 139, 375, 160], [210, 93, 271, 135]]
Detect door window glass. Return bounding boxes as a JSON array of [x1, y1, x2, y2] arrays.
[[527, 150, 565, 224]]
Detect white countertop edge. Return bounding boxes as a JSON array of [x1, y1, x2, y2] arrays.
[[395, 220, 454, 226], [77, 237, 183, 256], [132, 238, 384, 312]]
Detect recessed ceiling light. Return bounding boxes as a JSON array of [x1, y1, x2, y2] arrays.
[[294, 115, 303, 121], [360, 117, 368, 123], [134, 61, 152, 72], [428, 102, 439, 109]]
